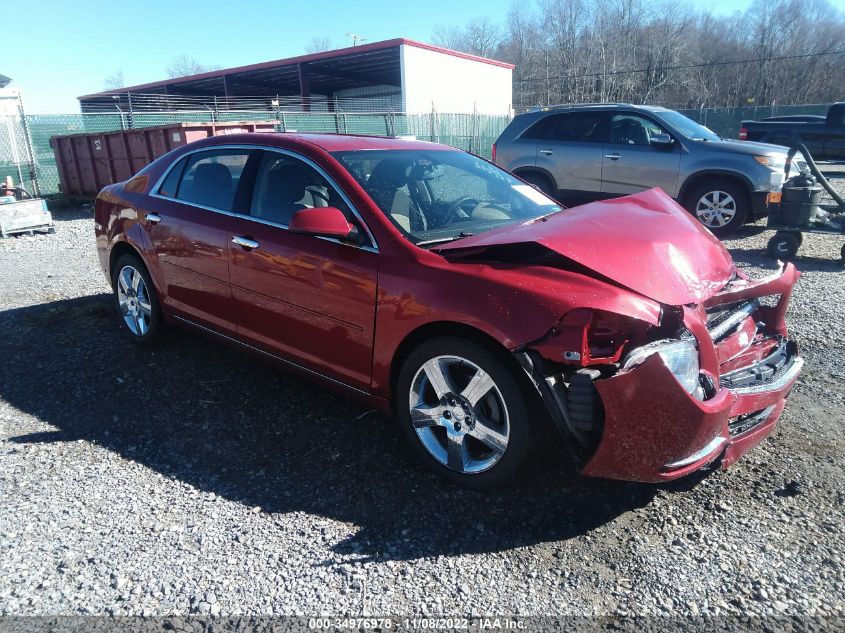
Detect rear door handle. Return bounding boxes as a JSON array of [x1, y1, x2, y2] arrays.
[[232, 235, 259, 250], [605, 153, 622, 160], [540, 148, 554, 156], [146, 213, 162, 224]]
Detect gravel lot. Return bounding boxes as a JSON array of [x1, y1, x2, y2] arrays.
[[1, 174, 844, 621]]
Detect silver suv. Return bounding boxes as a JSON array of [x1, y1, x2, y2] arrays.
[[493, 104, 798, 236]]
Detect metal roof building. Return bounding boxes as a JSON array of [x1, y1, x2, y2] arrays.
[[78, 39, 513, 115]]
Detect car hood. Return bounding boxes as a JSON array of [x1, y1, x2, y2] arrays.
[[434, 188, 735, 306], [704, 138, 789, 156]]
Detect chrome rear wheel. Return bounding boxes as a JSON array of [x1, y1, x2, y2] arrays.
[[117, 265, 153, 336]]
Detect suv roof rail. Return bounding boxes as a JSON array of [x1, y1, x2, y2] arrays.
[[525, 102, 638, 113]]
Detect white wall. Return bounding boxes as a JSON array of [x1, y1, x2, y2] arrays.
[[400, 45, 512, 115]]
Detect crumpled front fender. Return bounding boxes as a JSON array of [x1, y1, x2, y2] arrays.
[[580, 354, 735, 482]]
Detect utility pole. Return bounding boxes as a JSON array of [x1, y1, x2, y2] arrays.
[[345, 32, 366, 47]]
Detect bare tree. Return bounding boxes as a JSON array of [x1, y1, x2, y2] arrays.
[[103, 69, 124, 91], [165, 55, 220, 79], [305, 36, 334, 53]]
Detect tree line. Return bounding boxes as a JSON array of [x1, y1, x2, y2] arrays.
[[433, 0, 845, 110]]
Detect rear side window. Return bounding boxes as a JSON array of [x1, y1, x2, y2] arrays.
[[158, 156, 187, 197], [173, 149, 251, 211], [522, 112, 604, 143]]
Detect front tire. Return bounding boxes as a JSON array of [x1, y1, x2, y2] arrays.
[[111, 253, 162, 344], [685, 180, 749, 237], [395, 337, 535, 488]]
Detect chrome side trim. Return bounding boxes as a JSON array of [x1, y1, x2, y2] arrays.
[[171, 315, 372, 397], [729, 356, 804, 395], [663, 435, 726, 469], [707, 299, 759, 341], [148, 144, 379, 253]]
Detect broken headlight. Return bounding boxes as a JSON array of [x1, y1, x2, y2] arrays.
[[622, 338, 703, 399]]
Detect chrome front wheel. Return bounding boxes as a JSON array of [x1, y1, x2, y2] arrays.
[[397, 338, 535, 487], [409, 355, 510, 474]]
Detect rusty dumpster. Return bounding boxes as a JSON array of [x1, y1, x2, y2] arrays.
[[50, 121, 277, 198]]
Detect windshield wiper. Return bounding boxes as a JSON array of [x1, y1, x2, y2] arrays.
[[416, 231, 475, 247]]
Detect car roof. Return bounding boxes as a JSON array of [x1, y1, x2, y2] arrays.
[[194, 132, 454, 153]]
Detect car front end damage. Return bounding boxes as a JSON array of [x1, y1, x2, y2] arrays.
[[517, 262, 802, 483]]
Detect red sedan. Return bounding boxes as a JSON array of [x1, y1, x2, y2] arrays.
[[94, 133, 803, 488]]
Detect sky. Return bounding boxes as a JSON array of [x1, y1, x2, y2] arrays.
[[3, 0, 815, 114]]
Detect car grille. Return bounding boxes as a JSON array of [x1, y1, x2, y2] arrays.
[[706, 299, 759, 342], [719, 338, 798, 390]]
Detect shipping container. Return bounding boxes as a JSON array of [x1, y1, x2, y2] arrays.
[[50, 122, 277, 198]]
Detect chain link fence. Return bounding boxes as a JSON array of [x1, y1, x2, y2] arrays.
[[3, 102, 835, 198]]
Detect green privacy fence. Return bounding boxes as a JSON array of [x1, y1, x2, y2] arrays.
[[6, 111, 512, 197], [2, 103, 834, 198]]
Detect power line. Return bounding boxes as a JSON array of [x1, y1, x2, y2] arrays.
[[515, 49, 845, 83]]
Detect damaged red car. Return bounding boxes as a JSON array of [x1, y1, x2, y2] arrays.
[[94, 133, 803, 488]]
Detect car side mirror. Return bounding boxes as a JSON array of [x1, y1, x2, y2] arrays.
[[650, 133, 674, 148], [289, 207, 354, 239]]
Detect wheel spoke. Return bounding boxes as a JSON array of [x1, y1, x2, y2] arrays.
[[422, 359, 455, 399], [118, 269, 131, 294], [468, 415, 508, 454], [411, 404, 443, 429], [131, 270, 142, 292], [446, 432, 468, 471], [137, 295, 152, 315], [461, 369, 495, 406]]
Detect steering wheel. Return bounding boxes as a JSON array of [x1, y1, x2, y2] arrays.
[[442, 196, 480, 225]]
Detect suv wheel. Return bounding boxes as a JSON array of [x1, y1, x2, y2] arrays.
[[685, 180, 749, 237], [519, 172, 555, 198]]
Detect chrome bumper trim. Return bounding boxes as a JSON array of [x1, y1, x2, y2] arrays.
[[664, 435, 727, 469]]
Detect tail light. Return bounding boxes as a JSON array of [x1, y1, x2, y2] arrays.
[[491, 142, 497, 163], [739, 127, 748, 140]]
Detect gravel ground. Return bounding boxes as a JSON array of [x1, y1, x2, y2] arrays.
[[1, 177, 844, 621]]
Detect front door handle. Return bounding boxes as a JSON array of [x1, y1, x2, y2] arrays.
[[540, 148, 554, 156], [605, 153, 622, 160], [232, 235, 260, 250], [147, 213, 162, 224]]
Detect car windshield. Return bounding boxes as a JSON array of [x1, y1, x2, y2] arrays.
[[332, 149, 563, 245], [656, 110, 721, 142]]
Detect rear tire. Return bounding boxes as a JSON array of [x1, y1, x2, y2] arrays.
[[685, 179, 749, 237], [111, 253, 162, 344], [395, 337, 536, 488]]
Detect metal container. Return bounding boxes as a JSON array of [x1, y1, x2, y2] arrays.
[[50, 121, 277, 198]]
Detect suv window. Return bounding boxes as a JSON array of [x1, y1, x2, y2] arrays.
[[173, 149, 250, 211], [522, 112, 604, 143], [609, 114, 668, 146]]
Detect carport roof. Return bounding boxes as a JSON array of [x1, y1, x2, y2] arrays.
[[78, 38, 514, 100]]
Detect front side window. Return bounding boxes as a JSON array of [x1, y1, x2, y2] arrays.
[[609, 114, 669, 146], [333, 149, 562, 246], [173, 149, 250, 211], [522, 112, 604, 143]]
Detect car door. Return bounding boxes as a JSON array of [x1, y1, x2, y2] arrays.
[[228, 150, 379, 389], [528, 111, 605, 202], [146, 148, 252, 333], [601, 113, 682, 197]]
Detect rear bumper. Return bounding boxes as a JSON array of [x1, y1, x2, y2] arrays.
[[577, 263, 802, 483]]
